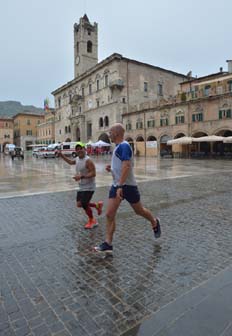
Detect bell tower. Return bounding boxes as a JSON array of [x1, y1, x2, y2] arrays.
[[74, 14, 98, 78]]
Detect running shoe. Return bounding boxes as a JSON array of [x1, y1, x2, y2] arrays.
[[96, 201, 103, 216], [84, 218, 98, 229], [94, 242, 113, 254], [153, 217, 161, 238]]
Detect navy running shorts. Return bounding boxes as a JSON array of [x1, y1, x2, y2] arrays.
[[109, 185, 140, 204], [76, 190, 94, 208]]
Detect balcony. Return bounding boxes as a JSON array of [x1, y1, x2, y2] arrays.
[[109, 79, 124, 90], [70, 94, 84, 105]]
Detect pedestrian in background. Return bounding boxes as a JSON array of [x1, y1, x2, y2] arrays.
[[94, 123, 161, 254], [59, 142, 103, 229]]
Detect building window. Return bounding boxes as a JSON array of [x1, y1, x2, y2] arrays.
[[26, 130, 32, 136], [82, 87, 85, 97], [87, 41, 92, 53], [104, 74, 109, 87], [79, 106, 82, 113], [96, 79, 100, 91], [58, 97, 61, 108], [104, 116, 109, 127], [147, 119, 155, 128], [122, 97, 126, 104], [89, 83, 92, 95], [87, 29, 91, 36], [126, 123, 132, 130], [144, 82, 148, 93], [27, 119, 31, 125], [175, 115, 185, 124], [99, 118, 103, 127], [87, 123, 92, 137], [204, 85, 211, 96], [228, 81, 232, 92], [158, 83, 163, 96], [136, 121, 143, 129], [160, 118, 169, 126], [192, 113, 203, 122], [219, 109, 231, 119], [96, 99, 100, 108]]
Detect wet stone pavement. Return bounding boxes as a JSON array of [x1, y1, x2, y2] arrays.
[[1, 168, 232, 335]]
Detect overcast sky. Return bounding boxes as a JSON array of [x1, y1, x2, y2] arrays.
[[1, 0, 232, 108]]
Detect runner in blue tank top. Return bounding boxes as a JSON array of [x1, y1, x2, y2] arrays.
[[94, 123, 161, 254]]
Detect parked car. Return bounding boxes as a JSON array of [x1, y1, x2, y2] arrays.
[[160, 148, 173, 158], [11, 147, 24, 160], [33, 147, 47, 158], [32, 146, 45, 157]]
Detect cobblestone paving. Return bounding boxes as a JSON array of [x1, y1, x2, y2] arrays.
[[1, 171, 232, 335]]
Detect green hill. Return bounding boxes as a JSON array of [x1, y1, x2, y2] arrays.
[[0, 101, 44, 117]]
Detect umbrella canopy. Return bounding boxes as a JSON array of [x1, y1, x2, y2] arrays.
[[192, 135, 224, 142], [167, 136, 192, 145], [223, 136, 232, 143], [91, 140, 111, 147]]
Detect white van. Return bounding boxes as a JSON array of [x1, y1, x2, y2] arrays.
[[5, 144, 15, 154], [60, 142, 78, 157], [43, 143, 61, 158]]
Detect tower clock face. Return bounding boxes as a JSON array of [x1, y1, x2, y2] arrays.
[[76, 56, 80, 65]]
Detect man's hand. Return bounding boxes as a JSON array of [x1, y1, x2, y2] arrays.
[[106, 164, 111, 172], [116, 187, 123, 200], [73, 174, 82, 181]]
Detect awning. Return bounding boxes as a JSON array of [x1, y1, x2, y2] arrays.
[[91, 140, 111, 147], [223, 136, 232, 143], [192, 135, 224, 142], [167, 136, 192, 145]]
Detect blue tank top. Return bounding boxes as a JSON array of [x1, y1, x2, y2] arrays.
[[111, 141, 137, 186]]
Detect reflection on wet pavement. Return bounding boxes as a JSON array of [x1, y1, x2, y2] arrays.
[[1, 152, 232, 335], [0, 152, 232, 198]]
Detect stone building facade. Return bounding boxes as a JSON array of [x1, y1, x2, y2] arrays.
[[123, 64, 232, 156], [36, 108, 56, 145], [13, 113, 44, 150], [52, 15, 187, 145], [52, 14, 232, 157], [0, 117, 14, 152]]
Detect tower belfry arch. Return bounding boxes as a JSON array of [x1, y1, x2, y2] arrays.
[[74, 14, 98, 77]]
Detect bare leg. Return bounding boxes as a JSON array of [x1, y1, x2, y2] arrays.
[[105, 197, 121, 245], [130, 201, 157, 228]]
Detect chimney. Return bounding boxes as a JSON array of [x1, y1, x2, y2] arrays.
[[226, 60, 232, 73]]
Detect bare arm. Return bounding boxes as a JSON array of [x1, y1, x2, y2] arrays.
[[59, 152, 76, 165], [116, 160, 131, 199], [83, 159, 96, 178], [118, 160, 131, 185]]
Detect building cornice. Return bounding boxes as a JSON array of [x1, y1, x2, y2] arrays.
[[52, 53, 188, 96]]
